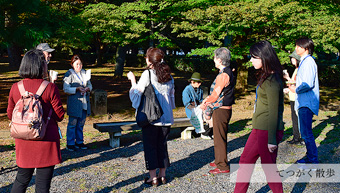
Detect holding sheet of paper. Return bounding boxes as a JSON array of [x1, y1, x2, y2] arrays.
[[49, 70, 58, 83], [85, 69, 91, 82]]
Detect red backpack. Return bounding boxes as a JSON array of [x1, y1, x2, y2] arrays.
[[10, 80, 53, 140]]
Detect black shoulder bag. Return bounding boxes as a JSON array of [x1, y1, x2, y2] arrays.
[[136, 70, 164, 127]]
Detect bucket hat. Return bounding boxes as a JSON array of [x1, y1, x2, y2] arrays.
[[188, 72, 202, 82], [289, 50, 301, 60]]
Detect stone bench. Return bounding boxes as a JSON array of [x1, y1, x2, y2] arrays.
[[93, 117, 194, 148]]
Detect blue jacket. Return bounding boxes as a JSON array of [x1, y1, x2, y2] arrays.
[[182, 84, 203, 118]]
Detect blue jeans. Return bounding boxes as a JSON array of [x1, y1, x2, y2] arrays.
[[298, 107, 318, 163], [67, 110, 87, 146]]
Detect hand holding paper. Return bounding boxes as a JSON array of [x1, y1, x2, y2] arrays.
[[85, 69, 91, 81]]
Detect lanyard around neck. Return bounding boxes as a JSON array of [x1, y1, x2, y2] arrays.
[[255, 85, 260, 103], [298, 55, 311, 69], [71, 69, 84, 85]]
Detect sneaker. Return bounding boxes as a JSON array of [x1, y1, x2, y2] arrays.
[[66, 145, 76, 151], [75, 143, 88, 150]]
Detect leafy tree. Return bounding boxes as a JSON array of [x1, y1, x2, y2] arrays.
[[174, 0, 340, 64], [0, 0, 56, 70], [173, 0, 340, 91]]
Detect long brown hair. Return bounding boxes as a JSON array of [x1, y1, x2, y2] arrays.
[[249, 40, 283, 87], [146, 48, 172, 83]]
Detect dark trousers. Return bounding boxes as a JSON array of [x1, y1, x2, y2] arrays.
[[11, 166, 55, 193], [290, 101, 300, 141], [298, 107, 318, 163], [212, 108, 232, 171], [234, 129, 284, 193], [142, 124, 170, 170]]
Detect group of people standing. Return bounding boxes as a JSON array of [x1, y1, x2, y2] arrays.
[[6, 37, 319, 192], [128, 38, 319, 193]]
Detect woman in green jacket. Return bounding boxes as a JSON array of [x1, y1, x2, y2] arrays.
[[234, 40, 284, 193]]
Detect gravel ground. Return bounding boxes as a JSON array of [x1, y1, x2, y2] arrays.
[[1, 105, 340, 193], [1, 123, 340, 193]]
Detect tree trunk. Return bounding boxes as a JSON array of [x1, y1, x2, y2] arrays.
[[114, 45, 127, 77], [94, 33, 105, 66], [126, 46, 138, 67], [95, 44, 105, 67], [7, 43, 22, 71], [235, 65, 248, 94]]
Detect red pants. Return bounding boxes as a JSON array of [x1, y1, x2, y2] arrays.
[[234, 129, 284, 193]]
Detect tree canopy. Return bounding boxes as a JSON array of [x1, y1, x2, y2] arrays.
[[1, 0, 339, 70]]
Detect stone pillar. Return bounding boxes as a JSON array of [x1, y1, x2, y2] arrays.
[[91, 89, 107, 116]]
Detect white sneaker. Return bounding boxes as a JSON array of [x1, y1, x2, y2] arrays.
[[201, 134, 212, 139]]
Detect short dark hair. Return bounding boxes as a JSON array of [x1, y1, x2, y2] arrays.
[[296, 37, 314, 56], [214, 47, 231, 67], [19, 49, 47, 79]]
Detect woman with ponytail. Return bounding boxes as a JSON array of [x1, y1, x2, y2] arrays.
[[127, 48, 175, 186]]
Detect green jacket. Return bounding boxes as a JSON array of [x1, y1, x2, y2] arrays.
[[252, 74, 284, 145]]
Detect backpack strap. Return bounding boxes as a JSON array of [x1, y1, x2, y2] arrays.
[[35, 80, 50, 97], [36, 80, 53, 129], [43, 108, 53, 131], [17, 80, 26, 96]]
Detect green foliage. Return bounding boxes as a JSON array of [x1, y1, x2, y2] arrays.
[[0, 0, 57, 48], [170, 56, 214, 74], [174, 0, 340, 66], [318, 62, 340, 87]]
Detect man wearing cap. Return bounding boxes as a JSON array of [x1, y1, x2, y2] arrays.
[[36, 43, 57, 83], [36, 43, 55, 64], [201, 47, 235, 174]]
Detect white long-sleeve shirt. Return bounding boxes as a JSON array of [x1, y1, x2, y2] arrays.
[[129, 69, 175, 126]]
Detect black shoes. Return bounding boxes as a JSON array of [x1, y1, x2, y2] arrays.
[[66, 145, 76, 151], [67, 143, 89, 151], [75, 143, 89, 150], [287, 138, 304, 145], [202, 125, 213, 138]]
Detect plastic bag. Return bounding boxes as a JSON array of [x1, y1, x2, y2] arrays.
[[189, 105, 204, 133]]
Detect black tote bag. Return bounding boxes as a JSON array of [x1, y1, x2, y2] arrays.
[[136, 70, 163, 127]]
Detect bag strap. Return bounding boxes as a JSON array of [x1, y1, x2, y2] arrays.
[[35, 81, 53, 125], [37, 80, 53, 130], [36, 80, 50, 97], [148, 70, 151, 85], [17, 80, 26, 96], [18, 80, 53, 126], [43, 108, 53, 131], [17, 80, 50, 97]]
